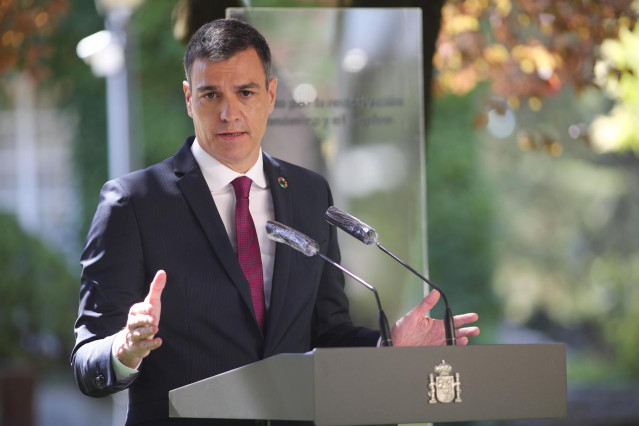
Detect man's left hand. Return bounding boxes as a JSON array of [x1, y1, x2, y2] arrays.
[[391, 290, 480, 346]]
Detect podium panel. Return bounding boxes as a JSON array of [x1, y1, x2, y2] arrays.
[[169, 344, 566, 425]]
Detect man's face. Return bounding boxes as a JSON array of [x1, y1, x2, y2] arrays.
[[183, 48, 277, 173]]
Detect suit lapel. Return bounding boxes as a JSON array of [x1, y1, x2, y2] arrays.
[[173, 139, 257, 322], [262, 153, 293, 343]]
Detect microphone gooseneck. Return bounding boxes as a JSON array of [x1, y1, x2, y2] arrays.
[[265, 220, 393, 347], [323, 206, 456, 346], [314, 252, 393, 348]]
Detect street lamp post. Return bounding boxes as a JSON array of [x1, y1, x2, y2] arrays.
[[103, 5, 133, 179], [76, 0, 144, 180]]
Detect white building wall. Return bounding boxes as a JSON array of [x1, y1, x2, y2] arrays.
[[0, 73, 80, 264]]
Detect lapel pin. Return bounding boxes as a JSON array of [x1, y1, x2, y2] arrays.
[[278, 176, 288, 189]]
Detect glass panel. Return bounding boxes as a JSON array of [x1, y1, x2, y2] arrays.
[[228, 8, 426, 324]]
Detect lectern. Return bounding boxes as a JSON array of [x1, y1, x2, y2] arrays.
[[169, 344, 566, 425]]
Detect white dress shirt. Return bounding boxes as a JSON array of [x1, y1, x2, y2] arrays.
[[190, 138, 276, 307]]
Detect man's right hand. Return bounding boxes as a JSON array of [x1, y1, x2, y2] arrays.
[[114, 270, 166, 369]]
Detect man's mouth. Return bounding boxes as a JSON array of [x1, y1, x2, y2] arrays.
[[219, 131, 245, 137]]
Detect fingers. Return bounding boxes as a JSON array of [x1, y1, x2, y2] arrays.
[[128, 270, 166, 327], [456, 337, 469, 346], [134, 270, 166, 338], [457, 326, 480, 338], [119, 307, 163, 364], [115, 271, 167, 368], [453, 312, 479, 328], [127, 328, 162, 352], [127, 313, 158, 330], [453, 325, 480, 347], [113, 326, 162, 369], [123, 305, 161, 359], [452, 312, 480, 346], [144, 269, 166, 308], [140, 337, 162, 352], [130, 325, 156, 340], [411, 289, 441, 317]]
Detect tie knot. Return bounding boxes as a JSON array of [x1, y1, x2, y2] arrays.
[[232, 176, 252, 199]]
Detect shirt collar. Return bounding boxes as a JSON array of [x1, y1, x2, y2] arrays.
[[191, 138, 268, 192]]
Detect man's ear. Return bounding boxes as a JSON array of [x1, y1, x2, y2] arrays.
[[267, 77, 278, 113], [183, 80, 193, 118]]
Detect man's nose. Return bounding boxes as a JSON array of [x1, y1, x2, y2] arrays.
[[220, 97, 240, 122]]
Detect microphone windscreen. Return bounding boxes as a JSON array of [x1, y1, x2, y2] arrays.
[[324, 206, 378, 245], [265, 221, 319, 257]]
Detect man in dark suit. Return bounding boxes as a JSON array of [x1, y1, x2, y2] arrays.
[[72, 19, 479, 425]]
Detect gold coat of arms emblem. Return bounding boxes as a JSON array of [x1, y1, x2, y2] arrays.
[[428, 360, 462, 404]]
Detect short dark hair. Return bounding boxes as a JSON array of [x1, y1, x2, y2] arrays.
[[183, 18, 272, 88]]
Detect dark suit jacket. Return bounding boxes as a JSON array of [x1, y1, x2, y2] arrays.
[[71, 137, 379, 425]]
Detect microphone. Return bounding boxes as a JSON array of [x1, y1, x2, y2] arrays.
[[324, 206, 457, 346], [265, 221, 393, 347]]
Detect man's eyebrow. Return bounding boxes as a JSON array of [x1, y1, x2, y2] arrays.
[[195, 82, 262, 92], [237, 82, 261, 90], [195, 85, 218, 92]]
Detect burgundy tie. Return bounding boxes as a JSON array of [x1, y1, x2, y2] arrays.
[[231, 176, 266, 332]]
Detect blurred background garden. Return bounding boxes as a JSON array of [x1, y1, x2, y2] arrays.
[[1, 0, 639, 425]]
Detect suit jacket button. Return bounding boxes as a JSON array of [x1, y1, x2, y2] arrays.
[[94, 374, 106, 387]]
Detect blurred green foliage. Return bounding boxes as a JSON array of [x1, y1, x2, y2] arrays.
[[46, 0, 108, 239], [47, 0, 191, 238], [482, 85, 639, 380], [567, 352, 632, 386], [592, 22, 639, 154], [0, 0, 194, 371], [132, 1, 194, 166], [602, 253, 639, 379], [0, 214, 77, 368], [426, 91, 498, 338]]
